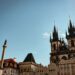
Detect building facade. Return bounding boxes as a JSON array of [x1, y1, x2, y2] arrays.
[[1, 19, 75, 75], [0, 58, 19, 75], [49, 19, 75, 75]]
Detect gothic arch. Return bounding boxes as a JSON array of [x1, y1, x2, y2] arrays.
[[62, 56, 67, 60]]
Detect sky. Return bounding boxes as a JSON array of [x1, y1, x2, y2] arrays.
[[0, 0, 75, 66]]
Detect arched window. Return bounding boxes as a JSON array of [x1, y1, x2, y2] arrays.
[[45, 73, 48, 75], [71, 40, 74, 47], [62, 56, 67, 60], [53, 44, 56, 50]]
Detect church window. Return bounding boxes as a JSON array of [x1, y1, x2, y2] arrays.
[[60, 66, 63, 70], [4, 70, 6, 73], [71, 40, 74, 47], [27, 68, 29, 72], [62, 56, 67, 60], [24, 69, 26, 72], [53, 44, 56, 50], [20, 69, 23, 72], [45, 73, 48, 75], [5, 62, 8, 67], [61, 73, 63, 75], [10, 63, 13, 67]]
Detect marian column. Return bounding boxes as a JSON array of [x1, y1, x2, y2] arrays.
[[0, 40, 7, 75], [1, 40, 7, 69]]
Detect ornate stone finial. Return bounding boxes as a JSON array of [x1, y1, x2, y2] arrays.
[[50, 34, 52, 42], [54, 25, 56, 32], [53, 25, 59, 41], [69, 19, 72, 28], [68, 16, 73, 28]]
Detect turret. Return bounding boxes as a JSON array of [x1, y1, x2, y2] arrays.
[[50, 26, 60, 52], [50, 26, 59, 42], [66, 19, 75, 39], [66, 19, 75, 51], [50, 26, 61, 64]]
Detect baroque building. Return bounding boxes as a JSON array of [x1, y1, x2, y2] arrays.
[[0, 19, 75, 75], [0, 58, 19, 75]]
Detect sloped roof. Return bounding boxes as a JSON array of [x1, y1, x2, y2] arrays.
[[0, 58, 17, 64], [23, 53, 36, 63]]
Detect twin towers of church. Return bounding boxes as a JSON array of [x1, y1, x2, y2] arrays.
[[50, 19, 75, 64]]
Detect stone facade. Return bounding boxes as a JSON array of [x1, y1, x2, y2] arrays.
[[49, 19, 75, 75], [0, 58, 19, 75]]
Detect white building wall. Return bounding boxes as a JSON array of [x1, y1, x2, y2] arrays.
[[0, 69, 3, 75], [2, 68, 19, 75], [48, 63, 58, 75], [59, 59, 75, 75]]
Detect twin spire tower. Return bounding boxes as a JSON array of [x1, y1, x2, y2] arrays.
[[50, 19, 75, 64]]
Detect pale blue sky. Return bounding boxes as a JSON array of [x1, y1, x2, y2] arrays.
[[0, 0, 75, 66]]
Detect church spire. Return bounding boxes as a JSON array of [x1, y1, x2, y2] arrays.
[[66, 19, 75, 39], [69, 20, 75, 34], [69, 19, 72, 28], [53, 21, 56, 33], [52, 26, 59, 41], [68, 19, 73, 34]]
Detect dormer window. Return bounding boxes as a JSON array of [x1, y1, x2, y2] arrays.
[[10, 63, 13, 67], [5, 62, 8, 67], [14, 64, 17, 68]]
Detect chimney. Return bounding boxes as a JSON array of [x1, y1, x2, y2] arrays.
[[13, 57, 16, 62]]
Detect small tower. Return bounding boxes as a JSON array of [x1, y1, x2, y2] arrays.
[[66, 19, 75, 50], [1, 40, 7, 69], [50, 26, 60, 64], [66, 19, 75, 59], [50, 26, 60, 53], [53, 26, 59, 41]]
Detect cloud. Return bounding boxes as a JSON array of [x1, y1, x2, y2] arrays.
[[58, 30, 66, 38], [42, 31, 66, 40], [42, 32, 50, 39], [59, 33, 67, 43], [59, 33, 65, 38]]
